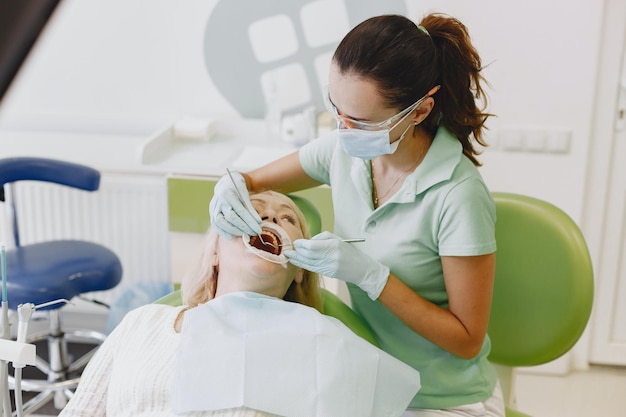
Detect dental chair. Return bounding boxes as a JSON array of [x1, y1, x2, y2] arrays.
[[0, 157, 123, 414], [288, 194, 377, 345], [488, 192, 594, 417], [156, 193, 378, 346]]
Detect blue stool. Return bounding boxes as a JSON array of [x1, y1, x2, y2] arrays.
[[0, 157, 123, 413]]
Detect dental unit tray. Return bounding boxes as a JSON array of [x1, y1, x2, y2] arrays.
[[0, 340, 35, 366]]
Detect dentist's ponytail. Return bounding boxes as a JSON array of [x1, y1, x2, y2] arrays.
[[420, 13, 492, 166]]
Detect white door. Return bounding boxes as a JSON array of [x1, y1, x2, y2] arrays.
[[588, 0, 626, 365]]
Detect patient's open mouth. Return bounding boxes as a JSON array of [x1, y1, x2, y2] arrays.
[[242, 222, 291, 268], [249, 230, 281, 255]]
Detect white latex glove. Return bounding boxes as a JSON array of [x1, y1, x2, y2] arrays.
[[283, 231, 390, 300], [209, 172, 262, 239]]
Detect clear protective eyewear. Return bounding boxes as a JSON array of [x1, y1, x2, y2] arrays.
[[324, 85, 441, 131]]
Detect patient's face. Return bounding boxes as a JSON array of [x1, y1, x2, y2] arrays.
[[249, 193, 305, 251], [215, 192, 305, 297]]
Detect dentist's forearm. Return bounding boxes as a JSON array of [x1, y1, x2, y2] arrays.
[[245, 151, 321, 194], [378, 253, 495, 361]]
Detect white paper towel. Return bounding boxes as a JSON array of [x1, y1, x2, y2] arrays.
[[172, 117, 216, 141]]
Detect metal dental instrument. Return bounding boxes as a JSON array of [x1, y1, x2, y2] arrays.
[[225, 168, 247, 206], [279, 238, 365, 249], [225, 168, 274, 248]]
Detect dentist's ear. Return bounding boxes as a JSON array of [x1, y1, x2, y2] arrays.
[[411, 97, 435, 125]]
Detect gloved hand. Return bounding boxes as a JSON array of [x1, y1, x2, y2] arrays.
[[209, 171, 262, 239], [283, 231, 390, 300]]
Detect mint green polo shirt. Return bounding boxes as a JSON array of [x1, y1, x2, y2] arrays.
[[299, 127, 497, 409]]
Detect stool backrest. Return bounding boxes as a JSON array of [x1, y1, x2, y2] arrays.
[[0, 157, 101, 247], [488, 192, 594, 366], [488, 192, 594, 414]]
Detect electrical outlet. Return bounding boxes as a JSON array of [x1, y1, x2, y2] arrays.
[[500, 129, 524, 151], [545, 129, 571, 154], [497, 127, 571, 154], [524, 130, 548, 152]]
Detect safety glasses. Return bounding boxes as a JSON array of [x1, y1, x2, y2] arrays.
[[324, 85, 440, 131]]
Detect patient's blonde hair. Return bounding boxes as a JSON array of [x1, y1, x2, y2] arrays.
[[181, 190, 322, 311]]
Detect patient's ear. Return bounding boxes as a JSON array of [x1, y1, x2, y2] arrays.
[[294, 269, 304, 284], [210, 244, 219, 267]]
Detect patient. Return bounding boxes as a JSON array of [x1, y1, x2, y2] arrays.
[[59, 190, 419, 417]]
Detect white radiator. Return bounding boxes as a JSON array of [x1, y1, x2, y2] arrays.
[[0, 172, 171, 310]]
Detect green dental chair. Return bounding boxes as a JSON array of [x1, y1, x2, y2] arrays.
[[488, 192, 594, 417]]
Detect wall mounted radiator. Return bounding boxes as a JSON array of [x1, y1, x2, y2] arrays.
[[0, 172, 171, 311]]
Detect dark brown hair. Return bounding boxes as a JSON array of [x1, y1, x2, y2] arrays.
[[332, 13, 492, 166]]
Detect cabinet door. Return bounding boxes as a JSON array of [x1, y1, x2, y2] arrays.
[[590, 3, 626, 365]]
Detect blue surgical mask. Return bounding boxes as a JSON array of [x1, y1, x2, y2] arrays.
[[338, 123, 412, 160]]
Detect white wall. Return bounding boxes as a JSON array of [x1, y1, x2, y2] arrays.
[[0, 0, 229, 134], [0, 0, 606, 224]]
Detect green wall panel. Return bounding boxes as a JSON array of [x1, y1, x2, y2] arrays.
[[167, 176, 334, 234], [167, 177, 216, 233]]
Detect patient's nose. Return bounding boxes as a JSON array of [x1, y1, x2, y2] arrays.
[[260, 210, 278, 224]]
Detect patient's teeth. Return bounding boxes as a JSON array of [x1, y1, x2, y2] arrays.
[[250, 232, 280, 255], [242, 222, 291, 268]]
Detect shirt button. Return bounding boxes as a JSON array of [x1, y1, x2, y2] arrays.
[[366, 220, 377, 232]]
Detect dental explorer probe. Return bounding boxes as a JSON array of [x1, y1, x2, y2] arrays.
[[279, 238, 365, 250]]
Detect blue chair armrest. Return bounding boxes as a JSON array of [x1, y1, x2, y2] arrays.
[[0, 157, 100, 191]]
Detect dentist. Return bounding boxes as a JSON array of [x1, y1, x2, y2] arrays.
[[210, 13, 504, 416]]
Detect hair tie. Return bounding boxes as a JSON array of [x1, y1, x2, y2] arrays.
[[417, 25, 430, 37]]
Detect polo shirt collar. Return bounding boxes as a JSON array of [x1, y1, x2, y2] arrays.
[[392, 127, 462, 204]]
